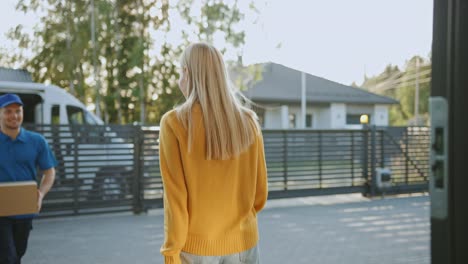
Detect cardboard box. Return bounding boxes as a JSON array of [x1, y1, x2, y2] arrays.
[[0, 181, 38, 217]]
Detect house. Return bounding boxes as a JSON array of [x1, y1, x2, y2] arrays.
[[241, 63, 398, 129]]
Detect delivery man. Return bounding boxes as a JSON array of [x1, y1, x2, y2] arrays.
[[0, 93, 57, 264]]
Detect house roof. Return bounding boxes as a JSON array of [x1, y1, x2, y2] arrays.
[[242, 63, 398, 105], [0, 67, 33, 82]]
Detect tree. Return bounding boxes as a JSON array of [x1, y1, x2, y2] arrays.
[[7, 0, 255, 124], [359, 56, 431, 126], [15, 0, 93, 103], [176, 0, 264, 99], [103, 0, 170, 124]]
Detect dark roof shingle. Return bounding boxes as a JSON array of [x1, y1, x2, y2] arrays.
[[242, 63, 398, 105]]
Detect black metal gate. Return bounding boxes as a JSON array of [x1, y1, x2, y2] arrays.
[[22, 124, 429, 217]]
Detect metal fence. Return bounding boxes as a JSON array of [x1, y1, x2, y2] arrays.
[[370, 126, 430, 194], [23, 124, 430, 217], [263, 129, 367, 199]]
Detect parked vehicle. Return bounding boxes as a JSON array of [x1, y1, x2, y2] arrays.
[[0, 81, 134, 201]]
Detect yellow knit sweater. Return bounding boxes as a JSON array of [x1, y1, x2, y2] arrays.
[[159, 105, 268, 264]]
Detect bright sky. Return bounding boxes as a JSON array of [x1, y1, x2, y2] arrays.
[[0, 0, 433, 85]]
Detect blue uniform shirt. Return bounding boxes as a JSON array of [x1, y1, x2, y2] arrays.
[[0, 128, 57, 218]]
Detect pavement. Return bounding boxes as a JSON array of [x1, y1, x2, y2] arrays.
[[23, 193, 430, 264]]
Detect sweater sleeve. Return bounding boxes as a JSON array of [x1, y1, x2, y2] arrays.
[[254, 131, 268, 213], [159, 114, 188, 264]]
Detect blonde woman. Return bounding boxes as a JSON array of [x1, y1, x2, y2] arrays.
[[158, 42, 268, 264]]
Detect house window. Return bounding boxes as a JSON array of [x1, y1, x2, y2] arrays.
[[347, 114, 371, 125], [306, 114, 313, 128], [289, 113, 296, 128]]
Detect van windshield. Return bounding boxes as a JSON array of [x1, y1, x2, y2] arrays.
[[67, 105, 100, 125]]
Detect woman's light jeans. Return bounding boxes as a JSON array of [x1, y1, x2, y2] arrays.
[[180, 245, 260, 264]]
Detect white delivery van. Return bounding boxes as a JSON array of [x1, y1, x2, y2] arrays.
[[0, 81, 134, 201], [0, 81, 103, 125]]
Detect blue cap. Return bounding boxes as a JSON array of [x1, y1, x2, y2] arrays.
[[0, 93, 24, 108]]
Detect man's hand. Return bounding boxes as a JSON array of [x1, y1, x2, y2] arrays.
[[37, 167, 55, 213], [37, 190, 44, 212]]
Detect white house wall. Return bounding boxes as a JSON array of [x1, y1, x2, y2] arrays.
[[330, 103, 346, 129], [280, 105, 289, 128], [287, 105, 318, 128], [315, 107, 331, 129], [346, 104, 390, 126], [264, 107, 282, 129], [262, 103, 390, 129], [263, 105, 325, 129], [285, 105, 349, 129], [373, 104, 389, 126]]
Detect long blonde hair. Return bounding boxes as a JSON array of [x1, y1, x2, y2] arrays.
[[176, 42, 260, 160]]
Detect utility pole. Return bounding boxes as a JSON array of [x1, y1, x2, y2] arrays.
[[414, 58, 420, 125], [90, 0, 102, 118]]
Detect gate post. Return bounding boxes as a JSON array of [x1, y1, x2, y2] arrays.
[[362, 126, 369, 196], [283, 130, 288, 191], [370, 125, 377, 196], [362, 125, 377, 197], [132, 125, 144, 214]]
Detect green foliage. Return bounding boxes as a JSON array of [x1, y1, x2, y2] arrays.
[[6, 0, 254, 124], [177, 0, 246, 51], [360, 56, 431, 126], [227, 62, 264, 91]]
